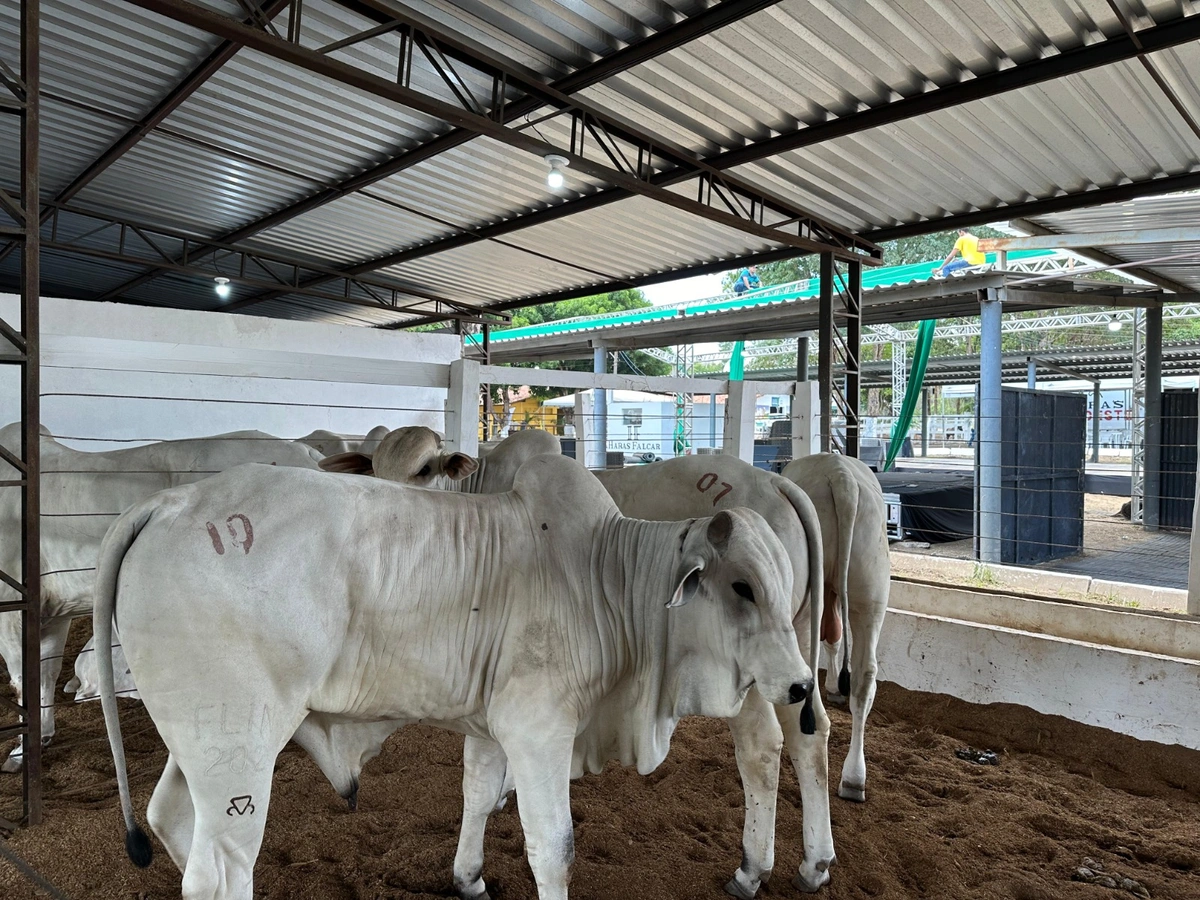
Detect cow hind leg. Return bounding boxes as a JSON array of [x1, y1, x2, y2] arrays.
[[780, 691, 835, 893], [454, 736, 509, 900], [723, 688, 783, 900], [148, 754, 195, 873], [1, 616, 71, 773], [175, 760, 277, 900], [838, 589, 884, 804]]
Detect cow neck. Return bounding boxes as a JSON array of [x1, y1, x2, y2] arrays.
[[584, 514, 693, 774]]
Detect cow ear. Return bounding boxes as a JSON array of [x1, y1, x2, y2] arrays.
[[667, 563, 703, 608], [319, 452, 374, 476], [441, 452, 479, 481], [706, 510, 735, 550]]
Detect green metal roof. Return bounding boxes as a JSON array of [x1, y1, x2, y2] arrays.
[[488, 251, 1054, 345]]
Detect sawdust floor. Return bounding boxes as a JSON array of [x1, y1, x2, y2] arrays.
[[2, 625, 1199, 900]]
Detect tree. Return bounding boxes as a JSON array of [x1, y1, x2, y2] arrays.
[[486, 289, 672, 415]]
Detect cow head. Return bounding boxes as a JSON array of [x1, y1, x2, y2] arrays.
[[319, 426, 478, 486], [667, 509, 811, 716]]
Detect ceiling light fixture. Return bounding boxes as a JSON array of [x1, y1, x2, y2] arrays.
[[214, 276, 231, 299], [544, 153, 569, 190], [1108, 314, 1122, 332]]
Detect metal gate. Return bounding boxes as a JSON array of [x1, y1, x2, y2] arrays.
[[1159, 388, 1197, 530], [994, 387, 1086, 565]]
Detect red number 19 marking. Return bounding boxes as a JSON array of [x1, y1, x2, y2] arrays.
[[696, 472, 733, 506]]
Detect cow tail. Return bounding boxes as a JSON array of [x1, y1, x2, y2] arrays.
[[94, 499, 157, 868], [832, 468, 859, 700], [776, 478, 823, 735]]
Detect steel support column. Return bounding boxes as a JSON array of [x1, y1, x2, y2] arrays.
[[1093, 381, 1102, 465], [818, 253, 833, 453], [845, 261, 861, 458], [921, 387, 929, 458], [817, 254, 861, 456], [0, 0, 42, 829], [592, 344, 608, 469], [1144, 304, 1163, 530], [978, 288, 1003, 564], [1130, 308, 1147, 523], [1027, 359, 1037, 390]]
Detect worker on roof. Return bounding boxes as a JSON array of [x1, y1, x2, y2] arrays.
[[732, 265, 762, 295], [936, 229, 986, 276]]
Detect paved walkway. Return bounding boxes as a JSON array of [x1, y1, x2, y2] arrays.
[[1040, 532, 1191, 590]]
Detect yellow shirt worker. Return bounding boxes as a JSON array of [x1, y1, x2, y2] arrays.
[[936, 229, 986, 275]]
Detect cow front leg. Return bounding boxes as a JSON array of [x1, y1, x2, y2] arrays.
[[1, 616, 70, 773], [494, 713, 576, 900], [780, 688, 835, 893], [454, 735, 509, 900], [723, 687, 783, 899]]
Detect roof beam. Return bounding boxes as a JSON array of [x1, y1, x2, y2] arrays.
[[980, 227, 1200, 251], [41, 205, 502, 324], [56, 0, 289, 207], [865, 170, 1200, 243], [999, 218, 1195, 294], [333, 12, 1200, 310], [0, 0, 288, 266], [100, 0, 854, 304]]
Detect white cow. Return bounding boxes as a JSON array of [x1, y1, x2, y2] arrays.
[[319, 426, 561, 491], [593, 458, 833, 895], [781, 453, 890, 804], [0, 424, 323, 772], [295, 425, 391, 459], [96, 457, 811, 900], [313, 434, 833, 896], [66, 430, 560, 710], [63, 637, 138, 702]]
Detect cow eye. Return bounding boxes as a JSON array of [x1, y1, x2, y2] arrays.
[[417, 465, 431, 477], [732, 581, 755, 603]]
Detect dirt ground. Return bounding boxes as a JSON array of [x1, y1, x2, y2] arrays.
[[3, 626, 1200, 899]]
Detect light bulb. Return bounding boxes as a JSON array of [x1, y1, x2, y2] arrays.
[[1108, 315, 1121, 332], [544, 153, 569, 190], [214, 276, 231, 299]]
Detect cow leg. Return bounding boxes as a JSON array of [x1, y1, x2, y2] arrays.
[[723, 687, 782, 899], [148, 753, 195, 872], [454, 735, 508, 900], [838, 590, 884, 804], [780, 688, 835, 893], [821, 588, 845, 705], [494, 715, 575, 900], [1, 615, 71, 773], [175, 756, 277, 900]]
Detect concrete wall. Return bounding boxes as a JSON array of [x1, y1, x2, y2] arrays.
[[882, 580, 1200, 751], [0, 295, 460, 450]]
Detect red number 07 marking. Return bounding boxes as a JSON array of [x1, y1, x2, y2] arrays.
[[696, 472, 733, 506]]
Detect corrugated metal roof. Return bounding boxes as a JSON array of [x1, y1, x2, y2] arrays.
[[1021, 191, 1200, 291], [3, 0, 1200, 326]]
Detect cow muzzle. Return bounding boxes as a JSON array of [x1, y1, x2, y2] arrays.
[[788, 680, 814, 705]]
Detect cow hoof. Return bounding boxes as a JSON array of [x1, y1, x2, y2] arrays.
[[824, 692, 848, 707], [724, 869, 760, 899], [838, 781, 866, 803], [455, 876, 491, 900], [1, 755, 22, 774], [792, 862, 832, 894]]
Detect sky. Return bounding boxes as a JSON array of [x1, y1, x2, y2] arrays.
[[642, 272, 726, 307]]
